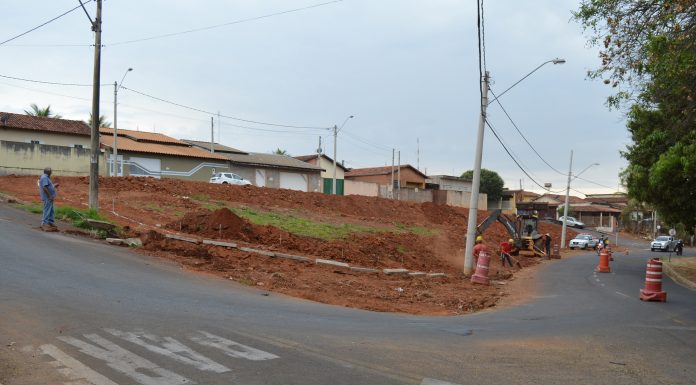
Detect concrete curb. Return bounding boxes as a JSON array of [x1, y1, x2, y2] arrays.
[[158, 231, 447, 279], [663, 262, 696, 291]]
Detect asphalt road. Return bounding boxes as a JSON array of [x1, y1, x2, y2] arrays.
[[1, 203, 695, 385]]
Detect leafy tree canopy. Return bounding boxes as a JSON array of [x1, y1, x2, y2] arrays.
[[575, 0, 696, 229], [461, 168, 504, 201], [272, 148, 289, 156], [87, 113, 112, 128]]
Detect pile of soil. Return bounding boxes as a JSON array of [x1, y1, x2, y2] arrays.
[[0, 175, 578, 315]]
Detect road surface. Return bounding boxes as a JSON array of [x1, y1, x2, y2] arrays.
[[1, 203, 694, 384]]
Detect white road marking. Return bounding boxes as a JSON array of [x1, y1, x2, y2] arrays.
[[190, 331, 279, 361], [422, 378, 462, 385], [39, 344, 119, 385], [615, 291, 631, 298], [105, 329, 230, 373], [58, 334, 191, 385]]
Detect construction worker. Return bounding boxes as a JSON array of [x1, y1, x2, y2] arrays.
[[472, 235, 488, 264], [500, 238, 514, 267], [544, 233, 552, 256]]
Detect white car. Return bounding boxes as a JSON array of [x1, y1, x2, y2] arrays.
[[559, 216, 585, 229], [650, 236, 677, 252], [569, 234, 599, 250], [209, 172, 251, 186]]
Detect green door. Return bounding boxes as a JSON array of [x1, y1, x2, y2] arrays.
[[323, 178, 344, 195]]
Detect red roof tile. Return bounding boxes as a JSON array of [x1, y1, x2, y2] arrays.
[[100, 136, 229, 160], [345, 164, 426, 179], [0, 112, 90, 136], [100, 127, 187, 145]]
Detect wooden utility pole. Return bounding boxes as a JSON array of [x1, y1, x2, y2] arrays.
[[89, 0, 103, 210]]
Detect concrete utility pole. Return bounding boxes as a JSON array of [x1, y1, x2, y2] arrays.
[[89, 0, 103, 211], [210, 117, 214, 153], [332, 124, 338, 195], [113, 67, 132, 177], [561, 150, 574, 248], [397, 151, 401, 200], [391, 148, 395, 199], [463, 71, 490, 275]]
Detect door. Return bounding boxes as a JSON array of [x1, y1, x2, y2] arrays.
[[129, 157, 161, 178], [279, 172, 307, 191], [255, 169, 266, 187]]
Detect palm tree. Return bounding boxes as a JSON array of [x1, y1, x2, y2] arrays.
[[86, 113, 112, 128], [24, 103, 62, 118], [272, 148, 289, 156]]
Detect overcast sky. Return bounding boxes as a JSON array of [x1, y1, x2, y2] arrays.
[[0, 0, 629, 195]]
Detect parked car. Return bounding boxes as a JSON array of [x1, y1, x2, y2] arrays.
[[569, 234, 599, 250], [650, 235, 678, 252], [209, 172, 251, 186], [559, 216, 585, 229]]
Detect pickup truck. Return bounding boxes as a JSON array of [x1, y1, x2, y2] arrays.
[[559, 216, 585, 229], [651, 236, 677, 252], [569, 234, 599, 250]]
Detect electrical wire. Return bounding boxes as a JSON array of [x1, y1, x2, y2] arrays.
[[485, 119, 559, 192], [341, 130, 392, 152], [0, 1, 92, 46], [489, 87, 566, 175], [121, 86, 330, 130], [108, 0, 343, 46], [574, 175, 615, 190], [0, 73, 108, 87]]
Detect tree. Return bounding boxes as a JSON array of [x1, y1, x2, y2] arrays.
[[461, 169, 504, 201], [86, 113, 112, 128], [272, 148, 289, 156], [24, 103, 62, 118], [574, 0, 696, 229]]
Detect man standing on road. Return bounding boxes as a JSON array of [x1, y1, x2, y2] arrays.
[[38, 167, 59, 231]]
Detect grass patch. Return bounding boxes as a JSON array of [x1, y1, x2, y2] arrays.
[[144, 203, 166, 213], [18, 203, 110, 230], [394, 223, 435, 236], [190, 193, 210, 202]]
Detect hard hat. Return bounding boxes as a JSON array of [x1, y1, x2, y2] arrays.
[[476, 235, 483, 242], [508, 239, 514, 243]]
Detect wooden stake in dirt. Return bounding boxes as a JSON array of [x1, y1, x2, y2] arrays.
[[218, 224, 221, 237]]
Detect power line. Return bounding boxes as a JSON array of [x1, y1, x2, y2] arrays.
[[0, 1, 92, 46], [108, 0, 343, 46], [342, 130, 392, 152], [485, 119, 559, 192], [574, 175, 615, 190], [121, 86, 330, 130], [489, 87, 566, 175], [0, 73, 108, 87]]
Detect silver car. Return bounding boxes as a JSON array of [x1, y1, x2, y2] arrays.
[[209, 172, 251, 186], [650, 236, 676, 252]]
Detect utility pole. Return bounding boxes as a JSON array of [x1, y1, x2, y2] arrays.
[[397, 150, 401, 200], [391, 148, 395, 199], [332, 125, 338, 195], [112, 81, 118, 176], [217, 111, 221, 143], [210, 117, 215, 153], [89, 0, 103, 211], [561, 150, 574, 248], [417, 138, 420, 170], [463, 71, 490, 275]]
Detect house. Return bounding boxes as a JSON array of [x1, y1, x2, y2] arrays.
[[100, 128, 229, 180], [294, 154, 347, 194], [0, 112, 94, 176], [345, 164, 427, 189], [426, 175, 472, 192], [186, 141, 323, 192]]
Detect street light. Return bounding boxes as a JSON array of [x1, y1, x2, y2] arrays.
[[112, 67, 132, 176], [332, 115, 354, 195], [463, 58, 566, 275], [560, 151, 599, 248], [487, 58, 566, 106]]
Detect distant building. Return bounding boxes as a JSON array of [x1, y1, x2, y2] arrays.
[[426, 175, 472, 192], [345, 164, 427, 189], [0, 112, 93, 176], [294, 154, 347, 194]]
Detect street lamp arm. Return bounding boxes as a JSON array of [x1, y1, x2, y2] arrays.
[[487, 58, 565, 106], [116, 68, 133, 92], [572, 162, 600, 181]]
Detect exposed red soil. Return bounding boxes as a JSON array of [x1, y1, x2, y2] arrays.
[[0, 175, 577, 315]]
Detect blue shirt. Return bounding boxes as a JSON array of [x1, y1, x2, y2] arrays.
[[39, 174, 56, 201]]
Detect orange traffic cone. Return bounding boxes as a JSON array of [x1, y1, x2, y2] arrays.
[[471, 251, 491, 285], [596, 249, 611, 273], [640, 258, 667, 302]]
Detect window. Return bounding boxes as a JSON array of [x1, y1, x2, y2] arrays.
[[30, 140, 41, 145], [74, 144, 83, 149]]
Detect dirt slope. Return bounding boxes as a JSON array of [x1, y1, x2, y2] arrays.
[[0, 175, 575, 315]]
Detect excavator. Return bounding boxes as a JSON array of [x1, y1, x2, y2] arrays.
[[475, 209, 547, 257]]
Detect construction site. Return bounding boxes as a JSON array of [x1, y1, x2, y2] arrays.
[[0, 175, 576, 315]]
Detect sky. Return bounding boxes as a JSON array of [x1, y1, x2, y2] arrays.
[[0, 0, 630, 196]]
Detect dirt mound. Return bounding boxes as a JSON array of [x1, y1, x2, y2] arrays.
[[169, 208, 254, 240]]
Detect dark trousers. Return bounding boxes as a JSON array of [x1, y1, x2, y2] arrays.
[[501, 252, 513, 267]]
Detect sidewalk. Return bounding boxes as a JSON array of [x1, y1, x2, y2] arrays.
[[662, 256, 696, 290]]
